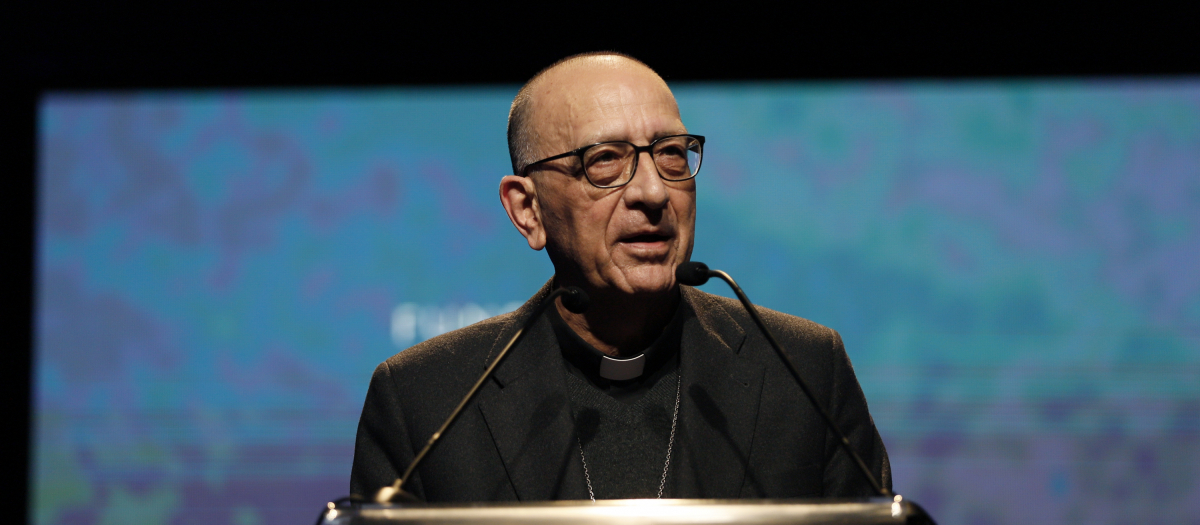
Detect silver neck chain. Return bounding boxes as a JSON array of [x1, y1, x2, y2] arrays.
[[577, 372, 682, 502]]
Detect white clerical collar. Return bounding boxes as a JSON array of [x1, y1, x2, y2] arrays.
[[549, 295, 685, 382], [598, 354, 647, 381]]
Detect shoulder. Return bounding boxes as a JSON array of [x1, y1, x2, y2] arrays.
[[375, 309, 520, 389], [683, 285, 837, 344], [372, 278, 554, 395], [682, 286, 856, 405], [683, 285, 842, 355]]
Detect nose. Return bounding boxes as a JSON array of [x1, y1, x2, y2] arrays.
[[622, 150, 670, 210]]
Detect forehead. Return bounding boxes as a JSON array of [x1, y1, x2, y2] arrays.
[[528, 58, 683, 146]]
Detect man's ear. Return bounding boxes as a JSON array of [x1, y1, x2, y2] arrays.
[[499, 175, 547, 251]]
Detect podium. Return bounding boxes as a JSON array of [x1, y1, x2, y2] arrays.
[[317, 497, 935, 525]]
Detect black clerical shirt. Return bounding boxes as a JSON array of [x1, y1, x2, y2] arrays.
[[546, 302, 687, 498]]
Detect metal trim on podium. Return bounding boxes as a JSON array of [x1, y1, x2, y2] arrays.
[[319, 497, 934, 525]]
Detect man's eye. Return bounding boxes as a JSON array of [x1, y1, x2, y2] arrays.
[[656, 145, 685, 158], [588, 150, 623, 166]]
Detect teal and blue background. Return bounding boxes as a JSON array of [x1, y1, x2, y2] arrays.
[[35, 81, 1200, 524]]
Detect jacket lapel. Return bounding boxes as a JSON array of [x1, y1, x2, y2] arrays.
[[476, 281, 589, 501], [670, 286, 766, 498]]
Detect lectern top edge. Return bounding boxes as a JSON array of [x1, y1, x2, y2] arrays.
[[320, 497, 932, 525]]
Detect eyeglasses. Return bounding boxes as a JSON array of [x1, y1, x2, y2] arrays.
[[519, 134, 705, 189]]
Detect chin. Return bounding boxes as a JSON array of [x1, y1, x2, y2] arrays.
[[614, 264, 678, 296]]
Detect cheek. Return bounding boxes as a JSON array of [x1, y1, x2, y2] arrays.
[[581, 193, 622, 240], [672, 189, 698, 225], [543, 188, 620, 249]]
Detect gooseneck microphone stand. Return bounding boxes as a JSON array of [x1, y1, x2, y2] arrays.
[[373, 286, 591, 504], [675, 261, 892, 498]]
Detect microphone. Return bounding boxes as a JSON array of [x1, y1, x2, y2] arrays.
[[675, 260, 712, 286], [374, 286, 590, 503], [675, 261, 892, 498]]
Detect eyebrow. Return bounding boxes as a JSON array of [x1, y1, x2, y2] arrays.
[[581, 129, 689, 146]]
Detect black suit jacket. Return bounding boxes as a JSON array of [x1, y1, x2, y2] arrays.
[[350, 282, 891, 501]]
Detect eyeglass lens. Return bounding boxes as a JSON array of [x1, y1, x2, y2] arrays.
[[581, 136, 702, 187]]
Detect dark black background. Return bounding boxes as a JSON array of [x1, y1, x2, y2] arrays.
[[6, 2, 1197, 522]]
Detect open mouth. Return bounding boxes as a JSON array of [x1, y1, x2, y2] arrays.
[[622, 233, 671, 244]]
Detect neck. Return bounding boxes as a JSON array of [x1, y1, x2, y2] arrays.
[[554, 283, 679, 358]]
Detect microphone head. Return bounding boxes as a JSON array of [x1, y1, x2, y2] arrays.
[[560, 286, 590, 313], [676, 261, 711, 286]]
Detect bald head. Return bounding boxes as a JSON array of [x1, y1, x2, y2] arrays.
[[506, 52, 677, 175]]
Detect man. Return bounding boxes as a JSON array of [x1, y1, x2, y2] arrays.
[[350, 52, 890, 501]]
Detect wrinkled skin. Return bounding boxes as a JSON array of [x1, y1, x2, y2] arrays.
[[500, 56, 696, 356]]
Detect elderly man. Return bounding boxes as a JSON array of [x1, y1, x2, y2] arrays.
[[350, 52, 890, 502]]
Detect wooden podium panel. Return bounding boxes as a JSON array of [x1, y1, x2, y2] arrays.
[[319, 497, 933, 525]]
